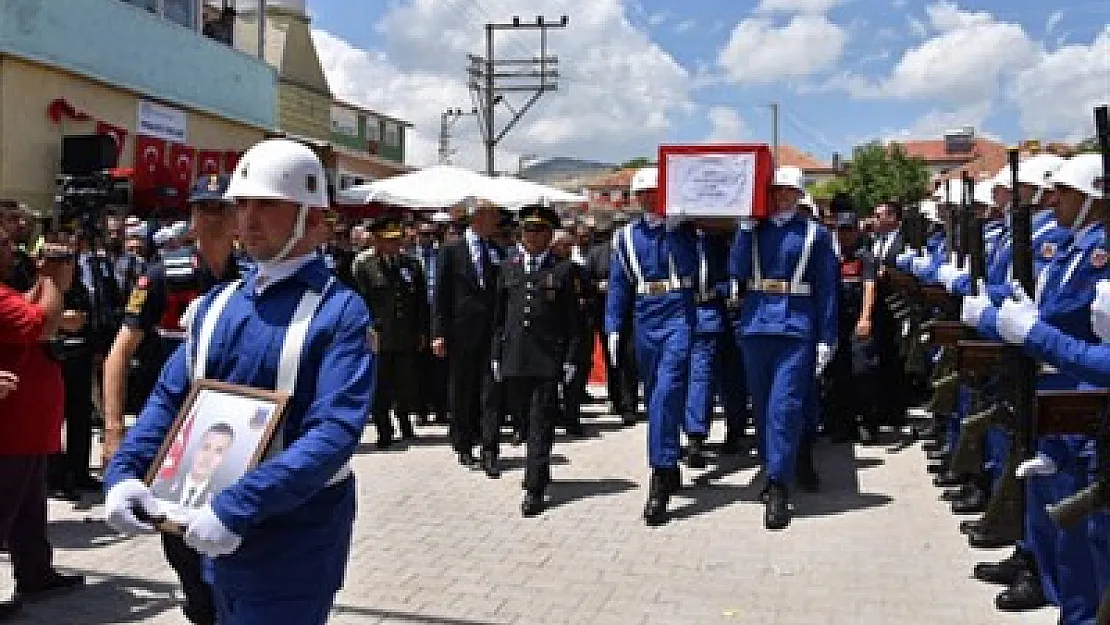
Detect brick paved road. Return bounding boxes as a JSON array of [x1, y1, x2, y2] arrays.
[[2, 400, 1053, 624]]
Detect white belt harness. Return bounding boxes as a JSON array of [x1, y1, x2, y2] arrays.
[[188, 277, 351, 488], [619, 224, 693, 295], [748, 220, 817, 296]]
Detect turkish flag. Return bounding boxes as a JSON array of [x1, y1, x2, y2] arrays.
[[168, 144, 196, 210], [224, 150, 242, 173], [196, 150, 222, 175], [157, 409, 196, 480], [95, 121, 128, 164], [133, 136, 165, 190]]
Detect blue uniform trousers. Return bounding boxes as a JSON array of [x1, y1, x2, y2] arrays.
[[684, 332, 719, 437], [213, 587, 335, 625], [634, 305, 691, 469], [984, 426, 1010, 487], [1090, 510, 1110, 600], [741, 335, 814, 485]]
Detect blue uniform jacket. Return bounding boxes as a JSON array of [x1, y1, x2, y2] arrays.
[[604, 219, 698, 335], [105, 255, 375, 597], [728, 214, 839, 346], [983, 209, 1071, 304], [694, 232, 731, 334], [1022, 320, 1110, 388]]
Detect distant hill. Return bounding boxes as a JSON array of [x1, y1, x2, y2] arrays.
[[520, 157, 616, 184]]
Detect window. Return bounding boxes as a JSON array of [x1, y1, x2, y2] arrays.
[[365, 119, 381, 142], [383, 123, 400, 148]]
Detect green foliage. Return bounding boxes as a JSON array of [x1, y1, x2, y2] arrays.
[[1075, 136, 1100, 153], [807, 176, 848, 201], [843, 141, 931, 214], [617, 157, 654, 170]]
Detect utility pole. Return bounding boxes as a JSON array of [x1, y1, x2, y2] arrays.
[[438, 107, 477, 165], [468, 15, 568, 175], [769, 101, 780, 166]]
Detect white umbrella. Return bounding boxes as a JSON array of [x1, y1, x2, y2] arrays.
[[484, 176, 587, 208], [335, 165, 491, 209]]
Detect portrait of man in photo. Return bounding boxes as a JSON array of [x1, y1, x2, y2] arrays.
[[151, 422, 236, 509]]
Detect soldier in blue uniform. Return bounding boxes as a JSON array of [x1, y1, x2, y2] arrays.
[[100, 174, 243, 625], [605, 166, 698, 526], [967, 154, 1108, 621], [729, 165, 839, 530], [683, 227, 732, 468], [104, 139, 374, 625], [489, 205, 584, 517]]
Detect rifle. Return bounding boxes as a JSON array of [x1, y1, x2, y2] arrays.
[[1036, 390, 1109, 528], [949, 340, 1010, 475]]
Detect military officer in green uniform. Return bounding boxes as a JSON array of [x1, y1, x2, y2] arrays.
[[351, 215, 430, 448], [489, 205, 585, 517]]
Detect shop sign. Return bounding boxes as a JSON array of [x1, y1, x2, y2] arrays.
[[137, 99, 187, 143]]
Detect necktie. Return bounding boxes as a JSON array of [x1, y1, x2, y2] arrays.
[[478, 239, 491, 287], [528, 256, 537, 275]]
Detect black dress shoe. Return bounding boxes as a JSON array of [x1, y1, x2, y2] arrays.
[[399, 420, 415, 440], [720, 432, 742, 456], [0, 596, 21, 621], [925, 449, 949, 462], [458, 451, 477, 467], [959, 518, 983, 535], [764, 482, 791, 530], [967, 527, 1018, 549], [482, 456, 502, 479], [378, 436, 395, 450], [951, 488, 987, 514], [521, 491, 544, 517], [796, 441, 820, 493], [686, 438, 707, 469], [932, 471, 965, 488], [621, 412, 638, 426], [511, 431, 524, 446], [15, 573, 84, 602], [941, 486, 971, 501], [995, 571, 1048, 611], [925, 461, 946, 475], [974, 549, 1029, 585]]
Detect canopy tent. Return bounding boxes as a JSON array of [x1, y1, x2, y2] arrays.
[[335, 165, 586, 210]]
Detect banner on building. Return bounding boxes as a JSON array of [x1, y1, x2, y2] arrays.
[[133, 136, 166, 190], [168, 144, 196, 208], [224, 150, 242, 173], [137, 99, 187, 143]]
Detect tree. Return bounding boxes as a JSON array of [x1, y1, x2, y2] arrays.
[[843, 141, 931, 214], [617, 157, 653, 170], [1075, 136, 1100, 154], [807, 176, 848, 201]]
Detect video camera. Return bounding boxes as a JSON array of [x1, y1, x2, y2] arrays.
[[54, 173, 129, 233]]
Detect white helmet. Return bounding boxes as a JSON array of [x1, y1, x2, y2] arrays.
[[971, 180, 996, 207], [225, 138, 329, 263], [932, 177, 963, 203], [993, 154, 1066, 191], [1051, 154, 1104, 198], [630, 166, 658, 193], [772, 166, 805, 192], [225, 138, 329, 208]]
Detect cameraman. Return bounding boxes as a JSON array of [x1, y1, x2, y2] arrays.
[[0, 227, 85, 619]]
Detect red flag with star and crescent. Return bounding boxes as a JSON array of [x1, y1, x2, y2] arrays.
[[157, 409, 196, 480]]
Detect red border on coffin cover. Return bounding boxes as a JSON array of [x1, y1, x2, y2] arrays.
[[657, 144, 773, 219]]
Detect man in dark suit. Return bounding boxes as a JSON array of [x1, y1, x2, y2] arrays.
[[585, 219, 638, 425], [407, 221, 449, 424], [431, 204, 503, 472], [352, 215, 430, 448], [490, 205, 584, 516], [871, 203, 906, 428]]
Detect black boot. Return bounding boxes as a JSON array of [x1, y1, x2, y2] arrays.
[[995, 570, 1048, 611], [951, 486, 987, 515], [643, 468, 678, 526], [481, 453, 501, 479], [686, 436, 707, 469], [932, 471, 965, 488], [974, 549, 1029, 585], [967, 525, 1018, 549], [398, 415, 415, 440], [621, 412, 638, 426], [764, 481, 791, 530], [720, 430, 742, 456], [521, 490, 544, 517], [796, 439, 820, 493], [925, 449, 949, 463], [940, 485, 971, 501]]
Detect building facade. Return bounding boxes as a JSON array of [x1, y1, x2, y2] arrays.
[[0, 0, 276, 216]]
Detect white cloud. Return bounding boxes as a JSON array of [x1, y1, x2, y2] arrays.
[[756, 0, 848, 13], [1012, 26, 1110, 140], [648, 11, 670, 26], [880, 102, 994, 140], [704, 106, 749, 142], [314, 0, 694, 169], [849, 1, 1038, 102], [1045, 10, 1064, 34], [717, 14, 848, 83], [906, 15, 928, 38], [674, 19, 697, 34]]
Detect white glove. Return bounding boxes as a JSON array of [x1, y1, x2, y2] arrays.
[[104, 479, 161, 536], [737, 217, 757, 231], [1015, 453, 1058, 478], [815, 343, 833, 377], [491, 360, 502, 383], [910, 254, 931, 275], [1091, 280, 1110, 342], [996, 282, 1039, 345], [562, 363, 576, 386], [184, 505, 242, 558], [960, 280, 991, 328], [937, 263, 968, 293], [607, 333, 620, 365], [896, 251, 914, 266]]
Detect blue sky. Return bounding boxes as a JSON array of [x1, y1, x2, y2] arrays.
[[305, 0, 1109, 169]]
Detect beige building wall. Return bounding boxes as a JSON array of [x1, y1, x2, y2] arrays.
[[0, 56, 264, 215], [278, 81, 331, 140]]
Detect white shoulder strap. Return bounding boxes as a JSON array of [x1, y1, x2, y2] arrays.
[[790, 220, 819, 290], [189, 279, 242, 381], [620, 224, 644, 285], [751, 229, 763, 283], [697, 239, 708, 296], [275, 277, 334, 393]]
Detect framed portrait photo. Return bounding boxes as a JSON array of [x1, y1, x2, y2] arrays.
[[143, 380, 289, 531]]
